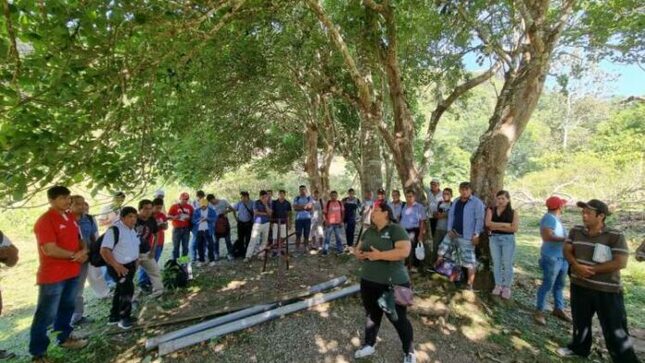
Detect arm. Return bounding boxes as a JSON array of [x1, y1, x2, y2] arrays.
[[353, 239, 368, 260], [100, 247, 128, 277], [473, 201, 485, 237], [540, 227, 565, 242], [207, 210, 218, 224], [366, 240, 411, 261], [564, 236, 595, 278], [485, 208, 493, 229], [41, 243, 77, 260], [593, 254, 628, 274]]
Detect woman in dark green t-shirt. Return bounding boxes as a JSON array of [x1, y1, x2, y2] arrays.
[[353, 203, 415, 363]]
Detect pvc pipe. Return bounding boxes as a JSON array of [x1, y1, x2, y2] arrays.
[[158, 284, 360, 356], [146, 276, 348, 350]]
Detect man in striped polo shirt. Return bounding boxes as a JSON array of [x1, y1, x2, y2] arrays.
[[558, 199, 639, 362]]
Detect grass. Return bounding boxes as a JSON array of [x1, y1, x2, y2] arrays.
[[0, 205, 643, 362]]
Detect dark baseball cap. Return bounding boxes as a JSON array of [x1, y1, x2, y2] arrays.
[[377, 188, 386, 194], [576, 199, 610, 216]]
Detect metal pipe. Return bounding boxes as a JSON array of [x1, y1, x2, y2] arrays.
[[158, 284, 360, 356], [146, 276, 348, 350]]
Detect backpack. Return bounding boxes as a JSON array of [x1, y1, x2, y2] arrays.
[[215, 215, 230, 236], [89, 226, 119, 267], [162, 259, 189, 289]]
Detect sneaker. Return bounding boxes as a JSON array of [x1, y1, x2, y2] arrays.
[[500, 287, 512, 300], [321, 249, 329, 256], [491, 285, 502, 296], [208, 261, 217, 267], [107, 316, 119, 326], [552, 309, 572, 322], [533, 311, 546, 326], [556, 347, 576, 358], [118, 318, 134, 330], [195, 261, 204, 268], [60, 336, 88, 350], [403, 352, 417, 363], [354, 345, 376, 359]]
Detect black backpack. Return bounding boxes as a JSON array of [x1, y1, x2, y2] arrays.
[[89, 226, 119, 267], [163, 259, 189, 289]]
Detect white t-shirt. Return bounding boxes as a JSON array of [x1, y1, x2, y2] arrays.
[[197, 208, 210, 231], [101, 220, 140, 265], [427, 190, 443, 216], [0, 232, 11, 247], [212, 199, 232, 216]]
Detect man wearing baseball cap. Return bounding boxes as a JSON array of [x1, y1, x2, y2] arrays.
[[557, 200, 638, 362], [168, 193, 194, 260], [534, 196, 569, 325]]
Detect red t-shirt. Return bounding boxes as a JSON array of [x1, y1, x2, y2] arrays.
[[324, 200, 344, 225], [155, 212, 168, 245], [168, 203, 194, 228], [33, 208, 82, 285]]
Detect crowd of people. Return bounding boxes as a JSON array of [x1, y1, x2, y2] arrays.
[[0, 179, 641, 363]]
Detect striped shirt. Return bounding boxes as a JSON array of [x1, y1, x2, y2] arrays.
[[566, 225, 629, 293]]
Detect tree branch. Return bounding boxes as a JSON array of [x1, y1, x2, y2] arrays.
[[457, 5, 512, 66], [3, 0, 21, 94], [362, 0, 385, 13], [418, 61, 502, 176]]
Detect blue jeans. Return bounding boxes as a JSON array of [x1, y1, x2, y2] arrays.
[[489, 234, 516, 287], [172, 227, 191, 260], [295, 218, 311, 241], [29, 276, 79, 357], [345, 221, 356, 247], [190, 232, 197, 261], [214, 233, 234, 258], [138, 243, 164, 286], [196, 230, 216, 261], [323, 224, 344, 252], [536, 254, 568, 311]]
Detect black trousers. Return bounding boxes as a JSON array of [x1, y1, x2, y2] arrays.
[[107, 262, 137, 321], [406, 228, 421, 267], [429, 218, 438, 239], [568, 284, 640, 363], [360, 279, 414, 354], [237, 221, 253, 250], [345, 221, 356, 247]]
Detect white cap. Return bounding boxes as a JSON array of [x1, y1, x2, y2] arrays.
[[154, 189, 165, 197]]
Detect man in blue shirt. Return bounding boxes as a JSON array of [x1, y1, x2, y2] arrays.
[[293, 186, 313, 254], [534, 196, 570, 325], [342, 188, 361, 249], [234, 192, 254, 254], [435, 182, 485, 290], [245, 191, 272, 262]]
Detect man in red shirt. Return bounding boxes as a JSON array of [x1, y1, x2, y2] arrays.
[[322, 191, 345, 255], [168, 192, 194, 260], [29, 186, 89, 362]]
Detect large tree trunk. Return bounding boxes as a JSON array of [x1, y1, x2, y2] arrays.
[[360, 119, 383, 196], [304, 123, 323, 194], [469, 68, 546, 204]]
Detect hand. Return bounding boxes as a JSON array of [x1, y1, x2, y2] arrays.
[[112, 263, 128, 277], [435, 257, 444, 268], [472, 234, 480, 245], [573, 264, 595, 278], [71, 249, 88, 263], [354, 249, 368, 260], [448, 230, 458, 239], [364, 246, 382, 261]]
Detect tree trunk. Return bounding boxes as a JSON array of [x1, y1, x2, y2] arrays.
[[304, 123, 323, 194], [360, 119, 383, 196], [470, 65, 548, 205]]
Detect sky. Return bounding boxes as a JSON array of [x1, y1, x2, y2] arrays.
[[464, 54, 644, 98]]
